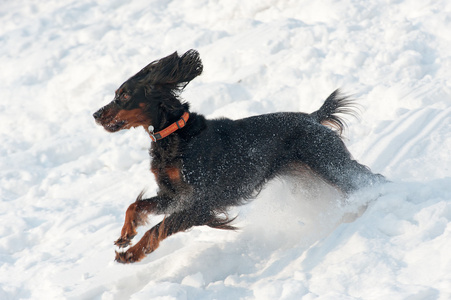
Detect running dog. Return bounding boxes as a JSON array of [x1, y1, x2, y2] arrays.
[[93, 50, 384, 263]]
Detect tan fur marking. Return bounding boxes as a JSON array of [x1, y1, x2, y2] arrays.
[[165, 167, 181, 181], [114, 105, 151, 129], [151, 167, 181, 182]]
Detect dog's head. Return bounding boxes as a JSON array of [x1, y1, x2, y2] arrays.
[[93, 50, 202, 133]]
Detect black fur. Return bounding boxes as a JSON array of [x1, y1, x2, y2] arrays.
[[93, 50, 385, 263]]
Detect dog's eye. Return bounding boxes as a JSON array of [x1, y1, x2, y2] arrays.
[[120, 93, 131, 102]]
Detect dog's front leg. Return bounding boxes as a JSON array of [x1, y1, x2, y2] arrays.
[[114, 195, 158, 248], [115, 210, 209, 263]]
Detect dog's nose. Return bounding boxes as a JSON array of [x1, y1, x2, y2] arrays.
[[93, 110, 102, 120]]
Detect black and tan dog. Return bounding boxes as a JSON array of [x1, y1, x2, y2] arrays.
[[93, 50, 384, 263]]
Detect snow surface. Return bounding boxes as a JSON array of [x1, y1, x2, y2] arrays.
[[1, 0, 451, 299]]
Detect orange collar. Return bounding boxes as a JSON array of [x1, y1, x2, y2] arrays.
[[148, 112, 190, 142]]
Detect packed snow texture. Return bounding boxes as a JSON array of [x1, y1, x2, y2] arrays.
[[1, 0, 451, 299]]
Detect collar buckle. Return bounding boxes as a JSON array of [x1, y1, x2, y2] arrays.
[[148, 125, 157, 142]]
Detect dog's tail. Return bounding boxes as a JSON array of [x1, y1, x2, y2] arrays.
[[310, 89, 357, 134]]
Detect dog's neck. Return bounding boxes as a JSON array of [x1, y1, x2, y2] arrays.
[[147, 112, 190, 142]]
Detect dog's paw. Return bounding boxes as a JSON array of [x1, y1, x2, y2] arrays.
[[115, 248, 145, 264], [114, 235, 135, 248], [115, 250, 135, 264]]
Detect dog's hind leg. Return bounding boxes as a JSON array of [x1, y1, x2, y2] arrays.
[[299, 133, 385, 193], [114, 193, 158, 248], [324, 157, 385, 193]]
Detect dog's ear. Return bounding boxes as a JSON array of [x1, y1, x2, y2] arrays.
[[176, 49, 203, 85], [138, 50, 203, 89]]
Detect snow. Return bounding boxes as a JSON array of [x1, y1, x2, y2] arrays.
[[1, 0, 450, 299]]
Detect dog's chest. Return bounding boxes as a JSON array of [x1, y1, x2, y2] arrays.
[[164, 167, 181, 181], [151, 165, 182, 182]]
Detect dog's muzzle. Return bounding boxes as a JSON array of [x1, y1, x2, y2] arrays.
[[93, 107, 105, 123]]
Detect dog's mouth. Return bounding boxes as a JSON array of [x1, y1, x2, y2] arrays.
[[103, 119, 127, 132], [94, 116, 127, 132], [94, 106, 128, 132]]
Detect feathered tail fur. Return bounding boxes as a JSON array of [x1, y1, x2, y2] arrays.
[[311, 89, 358, 134]]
